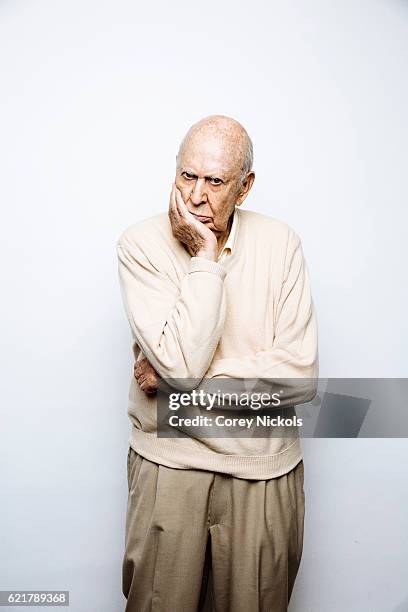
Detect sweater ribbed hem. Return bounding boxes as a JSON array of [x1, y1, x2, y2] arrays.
[[128, 426, 303, 480]]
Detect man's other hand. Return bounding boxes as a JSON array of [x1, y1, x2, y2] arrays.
[[134, 357, 161, 395]]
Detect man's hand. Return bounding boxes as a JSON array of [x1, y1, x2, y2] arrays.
[[134, 357, 161, 395], [168, 182, 218, 261]]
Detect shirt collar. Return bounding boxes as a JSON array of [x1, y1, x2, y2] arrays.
[[218, 206, 239, 261]]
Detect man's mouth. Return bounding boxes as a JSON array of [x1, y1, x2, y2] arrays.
[[191, 213, 211, 222]]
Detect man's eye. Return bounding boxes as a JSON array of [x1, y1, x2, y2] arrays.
[[210, 178, 222, 185], [182, 172, 194, 180]]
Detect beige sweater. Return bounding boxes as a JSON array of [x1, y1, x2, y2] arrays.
[[116, 206, 318, 479]]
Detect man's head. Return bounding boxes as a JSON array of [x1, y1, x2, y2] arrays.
[[175, 115, 255, 238]]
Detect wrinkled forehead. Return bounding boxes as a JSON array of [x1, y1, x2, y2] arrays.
[[178, 132, 245, 177]]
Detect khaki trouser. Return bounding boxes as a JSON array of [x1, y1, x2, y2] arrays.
[[122, 448, 305, 612]]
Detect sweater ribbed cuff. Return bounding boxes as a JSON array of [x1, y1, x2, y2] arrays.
[[189, 256, 227, 280]]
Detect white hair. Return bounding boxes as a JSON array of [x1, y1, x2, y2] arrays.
[[238, 135, 254, 189]]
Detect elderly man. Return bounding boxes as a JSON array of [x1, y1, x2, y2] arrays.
[[116, 114, 318, 612]]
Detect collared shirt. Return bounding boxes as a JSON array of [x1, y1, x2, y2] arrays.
[[217, 206, 239, 264]]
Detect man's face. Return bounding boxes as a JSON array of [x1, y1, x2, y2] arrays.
[[175, 136, 246, 237]]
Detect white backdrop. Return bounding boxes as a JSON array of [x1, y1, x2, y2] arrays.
[[1, 1, 407, 610]]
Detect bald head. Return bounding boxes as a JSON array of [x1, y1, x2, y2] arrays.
[[176, 115, 253, 189]]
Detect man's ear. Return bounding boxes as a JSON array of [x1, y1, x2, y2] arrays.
[[236, 171, 255, 206]]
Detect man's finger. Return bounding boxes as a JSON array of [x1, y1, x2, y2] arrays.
[[173, 184, 190, 218], [174, 186, 189, 217], [134, 368, 144, 380], [134, 358, 146, 370], [169, 183, 180, 218]]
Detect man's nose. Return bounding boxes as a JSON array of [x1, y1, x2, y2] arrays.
[[190, 178, 207, 205]]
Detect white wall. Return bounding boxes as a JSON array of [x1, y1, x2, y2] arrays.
[[1, 1, 407, 610]]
